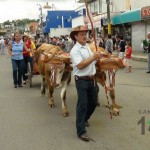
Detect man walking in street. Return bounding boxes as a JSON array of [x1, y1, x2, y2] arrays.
[[70, 25, 102, 142]]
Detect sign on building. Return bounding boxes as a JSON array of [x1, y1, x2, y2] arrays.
[[141, 6, 150, 19]]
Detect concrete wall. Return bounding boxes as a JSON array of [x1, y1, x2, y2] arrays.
[[132, 22, 145, 51], [131, 0, 150, 9], [108, 0, 150, 13], [132, 20, 150, 51], [87, 0, 150, 14], [49, 28, 72, 37], [72, 16, 85, 28]]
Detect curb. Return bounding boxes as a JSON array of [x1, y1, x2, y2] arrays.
[[132, 56, 147, 62], [112, 51, 147, 62]]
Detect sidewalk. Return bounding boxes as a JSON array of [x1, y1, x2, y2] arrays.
[[112, 51, 148, 62], [131, 51, 147, 62]]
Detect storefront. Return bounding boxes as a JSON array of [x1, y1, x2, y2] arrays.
[[100, 16, 132, 40], [132, 6, 150, 51], [112, 8, 141, 51], [141, 6, 150, 34], [110, 6, 150, 51]]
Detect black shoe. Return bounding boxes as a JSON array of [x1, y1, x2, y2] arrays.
[[79, 133, 89, 142], [85, 121, 90, 127], [146, 71, 150, 73], [14, 85, 17, 88], [18, 85, 23, 87]]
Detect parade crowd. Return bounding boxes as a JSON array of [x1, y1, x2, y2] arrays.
[[1, 30, 150, 89]]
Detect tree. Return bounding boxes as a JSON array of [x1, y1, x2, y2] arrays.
[[3, 20, 11, 26]]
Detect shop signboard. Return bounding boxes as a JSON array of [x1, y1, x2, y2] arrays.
[[141, 6, 150, 19]]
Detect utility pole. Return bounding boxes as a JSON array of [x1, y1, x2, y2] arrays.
[[37, 2, 52, 41], [37, 4, 44, 39], [106, 0, 111, 34], [39, 5, 43, 38]]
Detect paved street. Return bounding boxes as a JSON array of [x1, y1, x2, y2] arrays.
[[0, 51, 150, 150]]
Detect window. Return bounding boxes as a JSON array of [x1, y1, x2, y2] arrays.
[[99, 0, 102, 13], [89, 0, 101, 15], [95, 1, 98, 13]]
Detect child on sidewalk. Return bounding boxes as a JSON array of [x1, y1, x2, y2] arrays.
[[125, 42, 132, 73]]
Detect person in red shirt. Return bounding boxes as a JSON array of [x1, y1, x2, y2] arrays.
[[22, 33, 32, 84], [125, 41, 132, 73]]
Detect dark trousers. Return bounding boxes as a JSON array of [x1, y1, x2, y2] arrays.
[[23, 56, 33, 81], [75, 78, 98, 137], [11, 59, 24, 85]]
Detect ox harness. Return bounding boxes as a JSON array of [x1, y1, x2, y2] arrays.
[[40, 53, 65, 87], [49, 62, 65, 87]]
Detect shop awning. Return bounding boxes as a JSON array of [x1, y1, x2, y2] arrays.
[[112, 9, 141, 25]]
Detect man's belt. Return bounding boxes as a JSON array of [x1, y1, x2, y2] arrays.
[[75, 75, 95, 80]]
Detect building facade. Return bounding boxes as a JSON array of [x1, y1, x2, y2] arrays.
[[77, 0, 150, 51], [43, 10, 86, 37]]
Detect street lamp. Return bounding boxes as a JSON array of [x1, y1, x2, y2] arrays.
[[37, 4, 44, 38], [37, 2, 53, 39]]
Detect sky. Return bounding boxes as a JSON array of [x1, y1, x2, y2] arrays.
[[0, 0, 82, 23]]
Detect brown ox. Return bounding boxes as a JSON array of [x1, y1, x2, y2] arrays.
[[89, 44, 126, 116], [34, 44, 72, 117]]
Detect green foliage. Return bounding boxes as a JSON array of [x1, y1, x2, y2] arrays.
[[3, 20, 11, 25], [2, 18, 39, 34], [3, 18, 38, 26]]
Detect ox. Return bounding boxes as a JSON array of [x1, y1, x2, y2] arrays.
[[89, 44, 126, 116], [34, 44, 72, 117]]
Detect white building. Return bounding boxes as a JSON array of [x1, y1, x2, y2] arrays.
[[76, 0, 150, 51]]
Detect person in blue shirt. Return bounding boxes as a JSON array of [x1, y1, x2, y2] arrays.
[[8, 32, 30, 88]]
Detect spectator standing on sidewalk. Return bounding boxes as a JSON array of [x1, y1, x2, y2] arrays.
[[67, 36, 74, 52], [8, 32, 30, 88], [0, 36, 5, 55], [112, 35, 116, 51], [146, 32, 150, 73], [125, 42, 132, 73], [22, 33, 32, 84], [118, 35, 126, 58], [115, 35, 120, 56], [97, 34, 104, 48], [142, 38, 148, 53], [105, 34, 113, 54]]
